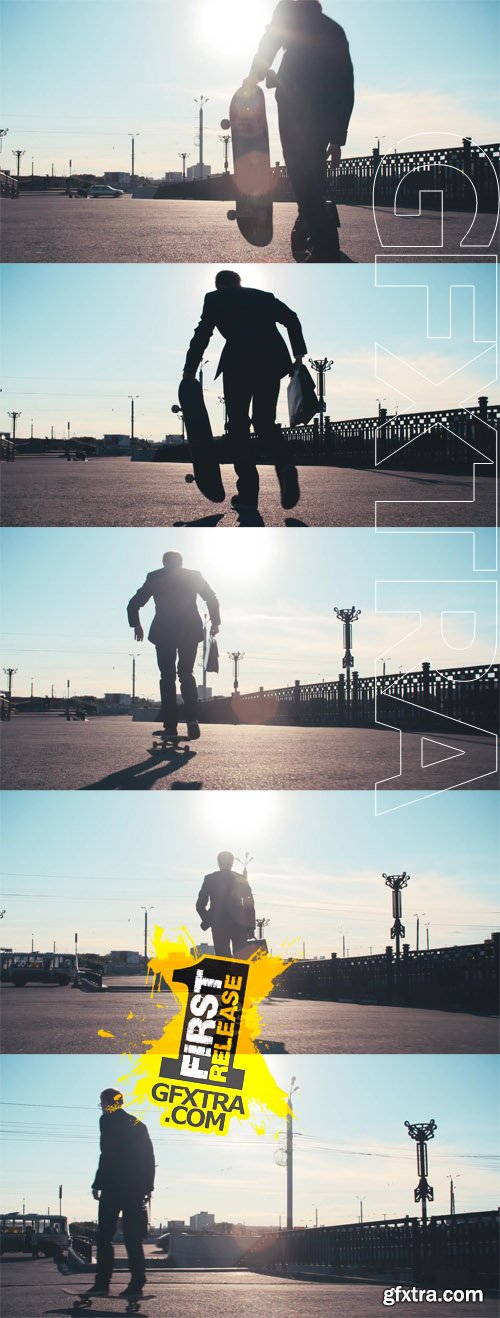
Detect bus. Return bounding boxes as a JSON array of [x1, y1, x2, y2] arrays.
[[0, 1213, 69, 1256]]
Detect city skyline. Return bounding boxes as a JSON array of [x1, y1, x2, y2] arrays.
[[1, 527, 496, 698], [1, 1, 498, 175], [1, 1053, 498, 1225], [1, 263, 497, 441], [1, 791, 498, 957]]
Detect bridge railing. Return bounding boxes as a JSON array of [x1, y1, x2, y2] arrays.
[[0, 171, 19, 199], [277, 402, 498, 472]]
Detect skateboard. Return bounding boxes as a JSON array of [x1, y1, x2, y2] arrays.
[[176, 377, 225, 504], [221, 83, 273, 247], [63, 1288, 155, 1314], [147, 730, 191, 756]]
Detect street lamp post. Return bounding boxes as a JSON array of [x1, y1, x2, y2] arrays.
[[194, 97, 209, 177], [309, 358, 333, 441], [405, 1119, 437, 1226], [141, 906, 154, 961], [333, 605, 361, 713], [129, 133, 140, 186], [228, 651, 244, 697], [219, 133, 230, 173], [128, 395, 139, 460], [178, 152, 190, 179], [383, 871, 410, 962], [129, 653, 139, 712]]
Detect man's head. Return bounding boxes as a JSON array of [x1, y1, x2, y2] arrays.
[[100, 1088, 123, 1113], [217, 850, 235, 870], [215, 270, 242, 290], [162, 551, 183, 572]]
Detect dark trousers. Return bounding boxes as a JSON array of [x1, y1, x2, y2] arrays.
[[95, 1192, 146, 1291], [223, 367, 285, 501], [277, 101, 340, 253], [212, 923, 247, 957], [155, 635, 199, 729]]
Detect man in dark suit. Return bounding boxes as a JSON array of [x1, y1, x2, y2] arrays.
[[86, 1088, 155, 1302], [127, 551, 220, 739], [247, 0, 354, 260], [183, 269, 307, 511], [196, 851, 256, 956]]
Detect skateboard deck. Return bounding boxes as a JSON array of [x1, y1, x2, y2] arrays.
[[147, 731, 191, 756], [221, 83, 273, 247], [63, 1289, 155, 1314], [176, 377, 225, 504]]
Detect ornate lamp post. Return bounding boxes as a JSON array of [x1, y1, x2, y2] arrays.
[[383, 871, 410, 962], [334, 605, 361, 711], [309, 357, 333, 440], [405, 1119, 437, 1225], [228, 650, 245, 697]]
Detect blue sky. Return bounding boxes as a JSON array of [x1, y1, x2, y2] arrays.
[[1, 1, 498, 174], [1, 1054, 498, 1225], [1, 263, 497, 438], [0, 527, 497, 695], [1, 791, 498, 956]]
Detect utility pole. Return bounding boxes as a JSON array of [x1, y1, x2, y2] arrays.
[[194, 96, 209, 177], [12, 148, 25, 178], [130, 653, 139, 711], [3, 668, 18, 703], [359, 1199, 363, 1224], [8, 411, 21, 443], [178, 152, 190, 179], [129, 133, 139, 185], [171, 403, 185, 440], [286, 1077, 299, 1229], [334, 605, 361, 714], [218, 395, 228, 433], [448, 1175, 458, 1215], [414, 913, 425, 953], [128, 395, 139, 460], [405, 1119, 437, 1226], [59, 1184, 63, 1217], [198, 358, 209, 391], [256, 916, 270, 941], [309, 357, 333, 441], [383, 871, 410, 962], [219, 132, 230, 173], [228, 650, 245, 697], [426, 923, 430, 951], [141, 906, 153, 961], [0, 129, 9, 153]]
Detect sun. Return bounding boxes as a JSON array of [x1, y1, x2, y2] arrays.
[[197, 0, 270, 61], [200, 791, 279, 852], [194, 527, 278, 583]]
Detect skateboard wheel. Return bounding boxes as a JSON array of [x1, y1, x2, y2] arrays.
[[227, 210, 237, 221], [185, 473, 195, 483], [220, 118, 230, 130]]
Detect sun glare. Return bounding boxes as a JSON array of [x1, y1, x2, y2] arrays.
[[195, 528, 277, 583], [198, 0, 270, 61], [200, 791, 278, 851]]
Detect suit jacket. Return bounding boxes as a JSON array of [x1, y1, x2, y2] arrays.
[[249, 0, 354, 147], [127, 566, 220, 646], [184, 287, 307, 380], [92, 1109, 155, 1198], [196, 869, 256, 933]]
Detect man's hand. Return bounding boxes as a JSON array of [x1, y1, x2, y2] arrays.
[[92, 1188, 100, 1202], [211, 624, 220, 637], [327, 144, 342, 169], [134, 625, 144, 643]]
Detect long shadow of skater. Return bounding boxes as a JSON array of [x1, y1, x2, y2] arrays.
[[285, 516, 308, 527], [80, 748, 199, 792]]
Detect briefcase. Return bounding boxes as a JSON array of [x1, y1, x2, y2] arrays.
[[234, 938, 268, 960], [204, 636, 219, 673], [287, 364, 320, 426]]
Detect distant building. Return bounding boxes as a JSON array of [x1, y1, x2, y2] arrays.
[[190, 1212, 215, 1232], [103, 434, 131, 453], [164, 171, 183, 183], [190, 941, 215, 957], [103, 692, 131, 708], [104, 171, 131, 188], [186, 164, 211, 181], [167, 1220, 185, 1230], [109, 950, 142, 965]]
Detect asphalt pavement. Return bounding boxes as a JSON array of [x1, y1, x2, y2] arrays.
[[1, 716, 497, 792], [2, 457, 495, 529], [2, 983, 497, 1055], [2, 1259, 497, 1318], [1, 195, 495, 263]]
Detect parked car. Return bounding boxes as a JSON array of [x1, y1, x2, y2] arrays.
[[87, 184, 124, 198]]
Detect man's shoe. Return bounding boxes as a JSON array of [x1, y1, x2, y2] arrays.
[[278, 464, 300, 510], [84, 1285, 110, 1298], [231, 494, 259, 511], [187, 721, 201, 740], [119, 1285, 144, 1299], [162, 725, 178, 738]]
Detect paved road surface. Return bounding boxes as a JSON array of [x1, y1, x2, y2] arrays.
[[1, 1260, 496, 1318], [2, 983, 496, 1054], [2, 716, 496, 791], [1, 195, 495, 263], [2, 458, 494, 529]]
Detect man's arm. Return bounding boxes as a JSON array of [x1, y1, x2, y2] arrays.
[[247, 1, 289, 82], [197, 575, 221, 632], [273, 297, 307, 362], [127, 575, 154, 641], [327, 29, 354, 149], [138, 1123, 156, 1195], [196, 876, 211, 922], [183, 296, 217, 377]]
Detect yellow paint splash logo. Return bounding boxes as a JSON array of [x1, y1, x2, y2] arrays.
[[123, 930, 292, 1137]]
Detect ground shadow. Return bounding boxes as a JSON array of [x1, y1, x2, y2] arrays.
[[256, 1038, 288, 1053], [173, 513, 224, 527], [379, 471, 467, 488], [80, 749, 200, 791], [47, 1308, 134, 1317], [284, 517, 309, 527], [235, 508, 266, 527]]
